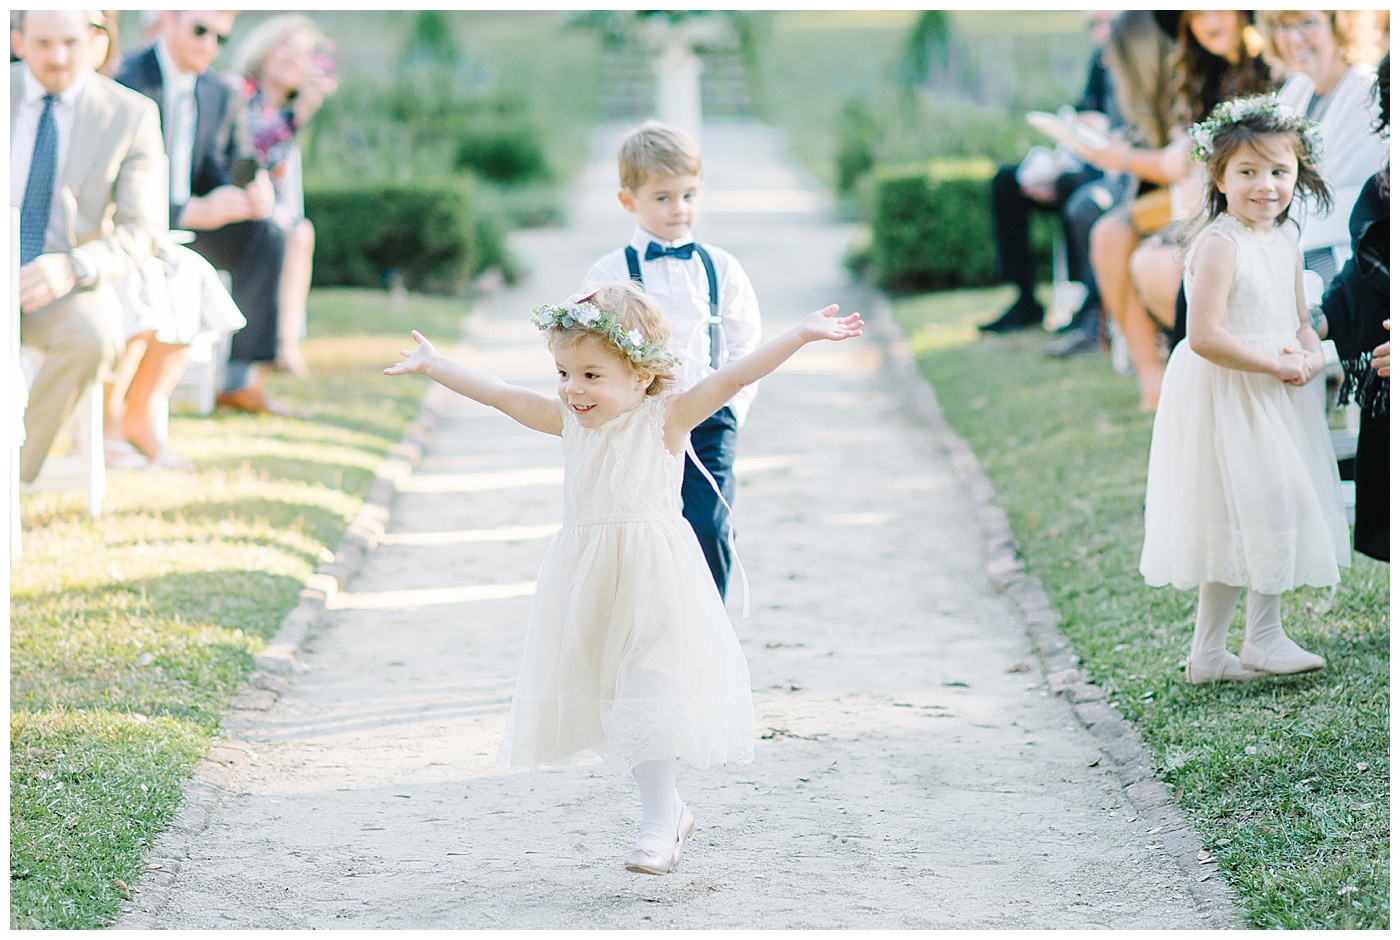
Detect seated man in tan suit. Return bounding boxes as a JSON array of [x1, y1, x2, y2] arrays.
[[10, 9, 166, 482]]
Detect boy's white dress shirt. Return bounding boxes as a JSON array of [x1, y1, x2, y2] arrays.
[[585, 226, 762, 425]]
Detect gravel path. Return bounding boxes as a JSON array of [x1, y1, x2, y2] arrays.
[[138, 121, 1227, 930]]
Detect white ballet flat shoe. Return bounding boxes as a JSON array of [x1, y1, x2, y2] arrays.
[[1184, 653, 1266, 685], [624, 803, 697, 876], [1239, 637, 1326, 676]]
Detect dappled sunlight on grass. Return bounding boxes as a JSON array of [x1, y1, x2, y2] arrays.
[[11, 286, 467, 928], [897, 284, 1050, 356]]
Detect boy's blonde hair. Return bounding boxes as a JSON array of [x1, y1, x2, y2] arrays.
[[617, 121, 703, 191], [546, 281, 677, 396]]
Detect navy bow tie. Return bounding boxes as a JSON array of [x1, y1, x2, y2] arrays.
[[645, 241, 696, 261]]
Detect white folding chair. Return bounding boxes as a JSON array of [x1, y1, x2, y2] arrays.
[[18, 346, 106, 518]]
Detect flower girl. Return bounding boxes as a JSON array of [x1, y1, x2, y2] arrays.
[[1140, 97, 1350, 683], [385, 280, 862, 871]]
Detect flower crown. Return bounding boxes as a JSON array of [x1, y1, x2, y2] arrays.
[[528, 301, 680, 370], [1188, 95, 1325, 165]]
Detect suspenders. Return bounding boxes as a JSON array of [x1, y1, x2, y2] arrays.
[[624, 244, 724, 368]]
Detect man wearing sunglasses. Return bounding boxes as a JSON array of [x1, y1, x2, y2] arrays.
[[10, 9, 167, 482], [117, 10, 299, 417]]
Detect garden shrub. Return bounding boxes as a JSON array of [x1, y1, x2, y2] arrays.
[[304, 181, 507, 294], [453, 121, 550, 184], [870, 158, 1056, 292], [835, 98, 880, 195]]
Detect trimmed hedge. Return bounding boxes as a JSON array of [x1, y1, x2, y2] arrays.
[[870, 158, 1056, 293], [304, 181, 505, 294]]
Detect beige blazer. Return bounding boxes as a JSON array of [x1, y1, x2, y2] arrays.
[[10, 62, 168, 289]]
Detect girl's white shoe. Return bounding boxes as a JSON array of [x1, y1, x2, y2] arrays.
[[1184, 653, 1265, 684], [624, 803, 697, 876], [1239, 636, 1326, 675]]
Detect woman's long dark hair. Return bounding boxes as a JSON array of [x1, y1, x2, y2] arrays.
[[1170, 11, 1275, 128], [1376, 53, 1389, 197]]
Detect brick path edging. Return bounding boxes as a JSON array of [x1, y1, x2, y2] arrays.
[[110, 393, 438, 929], [865, 291, 1245, 930]]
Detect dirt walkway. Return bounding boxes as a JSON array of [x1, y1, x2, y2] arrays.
[[138, 121, 1228, 929]]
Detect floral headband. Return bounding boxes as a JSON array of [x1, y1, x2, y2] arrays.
[[529, 301, 681, 370], [1188, 95, 1325, 165]]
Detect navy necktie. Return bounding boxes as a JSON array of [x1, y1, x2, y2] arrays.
[[645, 241, 696, 262], [20, 94, 59, 266]]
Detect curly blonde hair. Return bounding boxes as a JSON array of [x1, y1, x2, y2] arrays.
[[545, 281, 677, 396]]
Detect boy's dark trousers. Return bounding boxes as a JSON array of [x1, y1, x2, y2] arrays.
[[681, 405, 738, 598]]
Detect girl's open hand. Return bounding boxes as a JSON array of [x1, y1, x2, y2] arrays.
[[384, 330, 436, 376], [798, 305, 864, 343], [1373, 320, 1390, 377]]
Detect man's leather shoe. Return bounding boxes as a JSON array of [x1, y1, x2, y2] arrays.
[[979, 298, 1044, 333], [216, 384, 311, 418]]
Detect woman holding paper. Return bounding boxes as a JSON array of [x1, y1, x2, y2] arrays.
[[1068, 10, 1273, 410]]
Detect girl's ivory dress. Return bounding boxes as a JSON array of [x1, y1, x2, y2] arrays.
[[498, 394, 754, 769], [1140, 213, 1350, 595]]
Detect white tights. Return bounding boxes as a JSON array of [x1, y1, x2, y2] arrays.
[[631, 758, 680, 853], [1191, 582, 1284, 666]]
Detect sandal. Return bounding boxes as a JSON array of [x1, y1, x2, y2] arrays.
[[104, 438, 151, 471]]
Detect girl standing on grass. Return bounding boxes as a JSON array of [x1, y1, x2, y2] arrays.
[[384, 281, 861, 873], [1139, 96, 1349, 684]]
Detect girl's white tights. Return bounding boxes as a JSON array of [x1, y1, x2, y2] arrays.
[[1192, 582, 1285, 665], [631, 758, 680, 853], [1242, 590, 1284, 652], [1191, 582, 1245, 669]]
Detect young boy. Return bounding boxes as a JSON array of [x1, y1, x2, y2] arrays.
[[583, 121, 762, 600]]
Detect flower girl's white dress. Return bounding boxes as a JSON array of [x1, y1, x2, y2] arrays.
[[1140, 213, 1350, 595], [498, 394, 754, 769]]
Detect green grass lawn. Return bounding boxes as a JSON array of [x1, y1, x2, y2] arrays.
[[891, 285, 1390, 930], [9, 287, 466, 929]]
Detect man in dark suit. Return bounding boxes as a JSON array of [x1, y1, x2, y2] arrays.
[[11, 9, 166, 481], [979, 9, 1120, 342], [116, 9, 298, 415]]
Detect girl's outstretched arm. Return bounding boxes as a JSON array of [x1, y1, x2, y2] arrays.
[[385, 331, 564, 435], [1186, 236, 1311, 384], [663, 305, 862, 452]]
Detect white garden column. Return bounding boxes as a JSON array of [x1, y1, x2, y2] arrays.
[[653, 38, 702, 142], [645, 16, 723, 144]]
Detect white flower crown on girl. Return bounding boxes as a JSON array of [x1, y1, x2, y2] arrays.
[[529, 301, 681, 370], [1188, 95, 1326, 165]]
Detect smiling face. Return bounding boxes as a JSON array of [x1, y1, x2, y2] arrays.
[[1187, 9, 1244, 60], [618, 172, 703, 243], [553, 334, 653, 429], [1216, 134, 1299, 230], [1270, 12, 1341, 84]]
